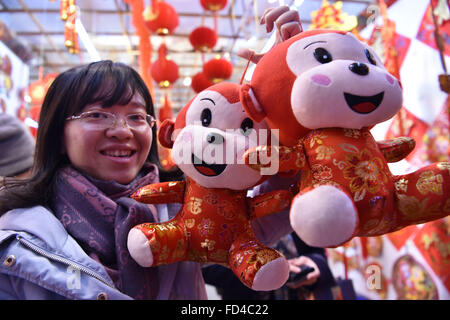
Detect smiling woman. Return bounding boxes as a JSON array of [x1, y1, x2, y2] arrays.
[[63, 95, 154, 184], [0, 60, 168, 211], [0, 60, 204, 300]]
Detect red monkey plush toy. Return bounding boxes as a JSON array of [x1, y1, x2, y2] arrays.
[[127, 82, 292, 291], [240, 29, 450, 248]]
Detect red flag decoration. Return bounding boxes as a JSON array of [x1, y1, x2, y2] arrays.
[[413, 218, 450, 292]]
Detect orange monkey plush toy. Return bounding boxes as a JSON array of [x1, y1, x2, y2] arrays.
[[127, 82, 292, 291], [240, 29, 450, 248]]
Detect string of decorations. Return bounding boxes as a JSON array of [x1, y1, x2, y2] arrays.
[[60, 0, 79, 54]]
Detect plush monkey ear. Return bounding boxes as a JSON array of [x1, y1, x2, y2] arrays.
[[239, 83, 266, 122], [158, 119, 175, 149]]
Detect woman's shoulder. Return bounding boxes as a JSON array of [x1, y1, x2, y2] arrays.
[[0, 206, 68, 248], [0, 206, 130, 300]]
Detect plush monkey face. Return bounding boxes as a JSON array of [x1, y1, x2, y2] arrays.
[[287, 32, 402, 130], [162, 82, 270, 190], [240, 30, 403, 146]]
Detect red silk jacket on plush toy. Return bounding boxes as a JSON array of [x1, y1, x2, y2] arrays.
[[127, 82, 292, 291], [240, 29, 450, 248]]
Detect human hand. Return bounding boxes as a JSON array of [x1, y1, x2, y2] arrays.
[[237, 5, 303, 64], [287, 256, 320, 288]]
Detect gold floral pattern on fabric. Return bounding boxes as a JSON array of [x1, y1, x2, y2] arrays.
[[416, 171, 444, 195], [130, 177, 292, 289], [315, 145, 335, 160], [245, 127, 450, 241], [397, 194, 442, 222], [395, 178, 409, 192], [343, 149, 387, 196], [311, 164, 333, 181], [437, 162, 450, 173], [187, 197, 203, 215]]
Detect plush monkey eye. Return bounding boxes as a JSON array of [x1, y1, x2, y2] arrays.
[[313, 47, 332, 64], [240, 117, 254, 136], [200, 108, 212, 127], [365, 48, 377, 65]]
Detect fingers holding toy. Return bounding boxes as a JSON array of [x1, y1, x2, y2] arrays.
[[244, 145, 275, 170], [237, 6, 302, 64], [261, 5, 303, 43]]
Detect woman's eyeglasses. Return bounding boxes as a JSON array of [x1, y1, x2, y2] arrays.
[[66, 110, 156, 130]]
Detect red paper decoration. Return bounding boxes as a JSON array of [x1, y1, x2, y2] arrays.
[[143, 1, 179, 35], [189, 26, 218, 52], [191, 71, 214, 93], [150, 44, 179, 88], [203, 57, 233, 83], [27, 73, 58, 105], [200, 0, 227, 11]]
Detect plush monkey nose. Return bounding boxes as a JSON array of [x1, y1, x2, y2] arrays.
[[349, 62, 369, 76], [206, 132, 224, 144]]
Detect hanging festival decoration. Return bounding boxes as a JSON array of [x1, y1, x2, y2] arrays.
[[200, 0, 227, 12], [124, 0, 153, 95], [309, 0, 358, 31], [203, 56, 233, 83], [157, 94, 176, 171], [143, 0, 179, 35], [199, 0, 228, 32], [27, 73, 57, 106], [191, 71, 214, 93], [60, 0, 79, 54], [189, 26, 218, 52], [150, 44, 179, 88], [158, 94, 173, 121]]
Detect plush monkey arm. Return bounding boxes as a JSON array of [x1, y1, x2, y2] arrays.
[[131, 180, 186, 204], [376, 137, 416, 163], [247, 189, 293, 219], [244, 143, 307, 173]]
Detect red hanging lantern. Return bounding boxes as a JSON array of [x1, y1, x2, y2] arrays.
[[27, 73, 58, 105], [143, 1, 179, 35], [191, 71, 214, 93], [200, 0, 227, 11], [203, 57, 233, 83], [189, 26, 218, 52], [150, 44, 179, 88]]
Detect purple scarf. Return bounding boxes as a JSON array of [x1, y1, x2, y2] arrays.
[[51, 164, 160, 299]]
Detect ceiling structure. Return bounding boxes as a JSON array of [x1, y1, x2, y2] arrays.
[[0, 0, 377, 113]]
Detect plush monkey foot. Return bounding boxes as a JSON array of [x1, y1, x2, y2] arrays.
[[251, 257, 290, 291], [127, 228, 154, 267], [290, 185, 358, 248]]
